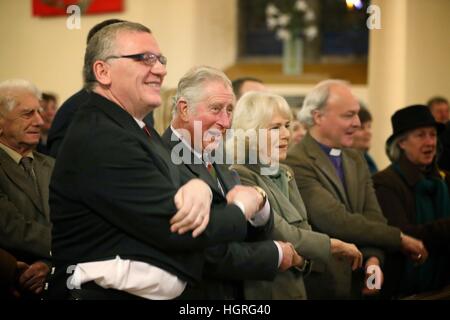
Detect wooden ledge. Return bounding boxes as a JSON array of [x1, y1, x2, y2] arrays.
[[224, 61, 367, 85]]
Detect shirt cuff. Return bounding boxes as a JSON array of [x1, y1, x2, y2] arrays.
[[248, 199, 270, 227], [273, 241, 283, 268]]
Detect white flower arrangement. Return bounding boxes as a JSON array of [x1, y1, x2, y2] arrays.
[[266, 0, 318, 41]]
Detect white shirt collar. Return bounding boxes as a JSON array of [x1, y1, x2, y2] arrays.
[[171, 125, 206, 163], [133, 117, 146, 129]]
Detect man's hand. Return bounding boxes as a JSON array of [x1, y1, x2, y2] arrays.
[[362, 257, 384, 296], [400, 233, 428, 264], [226, 185, 264, 220], [330, 238, 363, 270], [17, 261, 49, 295], [276, 241, 304, 272], [171, 178, 212, 238]]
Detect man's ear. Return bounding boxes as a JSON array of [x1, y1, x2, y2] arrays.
[[92, 60, 112, 86], [312, 110, 323, 126], [177, 99, 190, 122], [0, 117, 4, 136]]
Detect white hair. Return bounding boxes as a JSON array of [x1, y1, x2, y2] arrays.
[[298, 79, 349, 128], [0, 79, 41, 114], [172, 66, 233, 117]]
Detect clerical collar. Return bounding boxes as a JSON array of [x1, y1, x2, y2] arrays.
[[317, 141, 342, 157]]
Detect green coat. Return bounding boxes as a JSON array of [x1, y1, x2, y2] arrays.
[[283, 133, 401, 299], [231, 163, 331, 300]]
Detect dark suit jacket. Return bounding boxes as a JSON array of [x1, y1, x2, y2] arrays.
[[283, 133, 401, 299], [49, 92, 248, 298], [0, 248, 16, 288], [162, 127, 278, 299], [0, 148, 53, 264], [47, 89, 154, 158]]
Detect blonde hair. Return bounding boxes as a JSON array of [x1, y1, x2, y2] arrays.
[[232, 91, 292, 131], [229, 91, 292, 164], [153, 88, 176, 135]]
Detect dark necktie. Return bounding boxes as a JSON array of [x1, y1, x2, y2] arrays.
[[143, 125, 152, 137], [20, 156, 40, 196], [206, 162, 217, 180]]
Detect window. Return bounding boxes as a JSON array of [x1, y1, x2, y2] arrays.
[[238, 0, 370, 62]]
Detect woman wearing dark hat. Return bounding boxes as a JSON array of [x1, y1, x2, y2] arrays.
[[373, 105, 450, 298]]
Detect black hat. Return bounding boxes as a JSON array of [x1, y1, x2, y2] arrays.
[[386, 104, 446, 145]]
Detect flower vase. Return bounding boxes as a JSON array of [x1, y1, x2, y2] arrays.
[[282, 37, 303, 75]]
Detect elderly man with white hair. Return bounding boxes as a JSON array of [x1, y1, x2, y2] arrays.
[[283, 79, 428, 299], [0, 79, 54, 299]]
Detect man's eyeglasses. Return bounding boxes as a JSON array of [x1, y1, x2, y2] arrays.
[[106, 52, 167, 66]]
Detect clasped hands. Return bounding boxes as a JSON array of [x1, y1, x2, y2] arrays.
[[170, 180, 265, 237]]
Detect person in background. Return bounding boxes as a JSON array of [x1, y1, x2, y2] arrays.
[[290, 106, 307, 146], [0, 79, 54, 299], [36, 92, 58, 155], [427, 96, 449, 125], [284, 79, 428, 299], [153, 87, 175, 135], [373, 105, 450, 298], [232, 77, 267, 100], [427, 97, 450, 171], [351, 104, 378, 175]]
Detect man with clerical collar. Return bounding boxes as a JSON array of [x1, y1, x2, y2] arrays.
[[0, 79, 54, 299], [283, 79, 428, 299]]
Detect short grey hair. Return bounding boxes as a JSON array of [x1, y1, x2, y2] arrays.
[[386, 133, 408, 162], [298, 79, 349, 128], [0, 79, 41, 114], [172, 66, 233, 116], [83, 21, 151, 91]]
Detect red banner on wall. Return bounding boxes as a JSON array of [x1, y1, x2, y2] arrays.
[[33, 0, 123, 16]]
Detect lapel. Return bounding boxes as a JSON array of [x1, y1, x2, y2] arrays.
[[33, 153, 53, 219], [243, 164, 307, 222], [92, 93, 180, 187], [214, 163, 238, 194], [162, 127, 223, 196], [0, 149, 45, 214], [342, 151, 358, 212], [302, 134, 350, 208]]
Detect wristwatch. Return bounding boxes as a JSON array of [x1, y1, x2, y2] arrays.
[[252, 186, 267, 211]]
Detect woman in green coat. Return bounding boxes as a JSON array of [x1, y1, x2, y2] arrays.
[[229, 91, 363, 299]]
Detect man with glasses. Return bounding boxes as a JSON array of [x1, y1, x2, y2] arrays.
[[49, 22, 263, 300], [47, 19, 155, 158], [0, 79, 54, 299]]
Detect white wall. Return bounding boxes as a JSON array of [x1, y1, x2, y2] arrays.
[[368, 0, 450, 169], [0, 0, 237, 101]]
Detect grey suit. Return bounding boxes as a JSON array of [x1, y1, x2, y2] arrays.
[[283, 133, 401, 299], [0, 148, 53, 263], [232, 163, 331, 299]]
